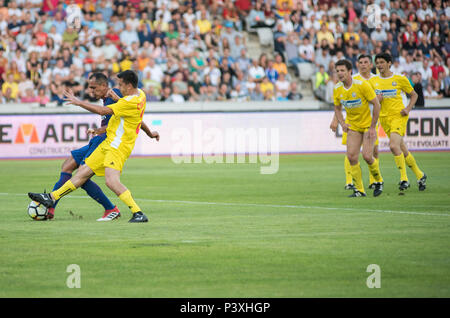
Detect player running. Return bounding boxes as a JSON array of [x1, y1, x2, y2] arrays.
[[46, 72, 159, 221], [333, 59, 383, 197], [29, 70, 153, 223], [330, 54, 383, 191], [369, 53, 427, 191]]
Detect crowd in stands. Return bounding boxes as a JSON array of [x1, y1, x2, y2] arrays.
[[0, 0, 449, 106]]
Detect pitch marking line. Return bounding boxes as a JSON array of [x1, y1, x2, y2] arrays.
[[4, 192, 449, 217]]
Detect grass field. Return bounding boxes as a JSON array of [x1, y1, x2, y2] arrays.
[[0, 152, 449, 298]]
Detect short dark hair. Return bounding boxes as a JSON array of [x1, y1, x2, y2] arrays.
[[89, 72, 109, 85], [375, 52, 392, 64], [335, 59, 353, 71], [117, 70, 138, 88], [358, 54, 372, 62]]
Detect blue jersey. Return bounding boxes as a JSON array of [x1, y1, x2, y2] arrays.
[[71, 88, 123, 165]]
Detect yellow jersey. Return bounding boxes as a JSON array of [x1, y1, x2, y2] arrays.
[[333, 78, 377, 129], [106, 89, 146, 156], [368, 73, 413, 117]]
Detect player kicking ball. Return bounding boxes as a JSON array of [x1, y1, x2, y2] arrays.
[[29, 70, 152, 222], [333, 59, 383, 197], [369, 53, 427, 192], [45, 72, 159, 221]]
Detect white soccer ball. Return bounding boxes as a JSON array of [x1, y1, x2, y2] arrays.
[[28, 201, 48, 220]]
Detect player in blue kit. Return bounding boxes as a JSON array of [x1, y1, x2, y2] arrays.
[[47, 72, 159, 220]]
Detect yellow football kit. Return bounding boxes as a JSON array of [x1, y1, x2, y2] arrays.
[[368, 73, 413, 137], [333, 78, 377, 132], [86, 89, 146, 176]]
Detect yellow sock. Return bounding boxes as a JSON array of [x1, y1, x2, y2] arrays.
[[368, 158, 383, 183], [394, 154, 408, 181], [344, 156, 353, 184], [405, 152, 424, 179], [119, 189, 141, 213], [350, 162, 365, 193], [51, 180, 76, 200]]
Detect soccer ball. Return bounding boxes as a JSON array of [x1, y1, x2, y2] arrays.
[[28, 201, 49, 220]]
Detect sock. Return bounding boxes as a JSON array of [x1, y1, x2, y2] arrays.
[[81, 179, 116, 210], [51, 172, 72, 208], [350, 162, 365, 193], [51, 180, 77, 201], [405, 152, 424, 180], [118, 189, 141, 213], [394, 154, 408, 181], [368, 158, 383, 183], [344, 156, 353, 184]]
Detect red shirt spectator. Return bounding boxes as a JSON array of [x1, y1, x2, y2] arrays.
[[42, 0, 59, 13], [431, 59, 445, 80], [235, 0, 252, 12]]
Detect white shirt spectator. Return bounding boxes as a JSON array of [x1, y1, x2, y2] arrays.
[[275, 78, 290, 97], [417, 7, 433, 21], [277, 18, 294, 34], [143, 64, 164, 83], [298, 43, 315, 61], [8, 8, 22, 18], [371, 28, 387, 42], [48, 31, 62, 46], [418, 64, 433, 83], [203, 66, 221, 86], [248, 64, 265, 81], [52, 66, 70, 79], [103, 43, 118, 60], [120, 29, 139, 48]]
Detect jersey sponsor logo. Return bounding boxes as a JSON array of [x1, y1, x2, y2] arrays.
[[375, 89, 397, 98], [341, 98, 363, 109]]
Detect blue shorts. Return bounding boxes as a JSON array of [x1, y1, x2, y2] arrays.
[[71, 134, 107, 166]]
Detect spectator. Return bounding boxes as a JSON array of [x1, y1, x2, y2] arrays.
[[217, 83, 231, 101], [287, 81, 303, 101], [314, 65, 329, 101], [36, 86, 50, 107], [248, 59, 265, 83], [250, 83, 264, 101], [1, 73, 19, 102], [412, 72, 425, 107], [275, 72, 290, 98], [298, 36, 315, 63]]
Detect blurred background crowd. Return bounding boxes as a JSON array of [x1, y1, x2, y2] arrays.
[[0, 0, 449, 106]]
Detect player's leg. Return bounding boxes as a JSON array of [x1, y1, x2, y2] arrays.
[[400, 139, 427, 190], [28, 164, 94, 209], [389, 132, 410, 190], [342, 131, 354, 190], [346, 129, 366, 197], [78, 137, 119, 214], [104, 168, 148, 223], [368, 127, 380, 189], [46, 156, 79, 219], [361, 131, 383, 197]]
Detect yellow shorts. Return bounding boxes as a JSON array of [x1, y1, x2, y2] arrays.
[[342, 124, 379, 146], [85, 142, 128, 176], [380, 114, 408, 138]]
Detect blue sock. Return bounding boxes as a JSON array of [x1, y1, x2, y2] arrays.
[[81, 179, 115, 210], [52, 172, 72, 208]]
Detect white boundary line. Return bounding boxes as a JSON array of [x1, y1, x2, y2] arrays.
[[2, 192, 449, 217]]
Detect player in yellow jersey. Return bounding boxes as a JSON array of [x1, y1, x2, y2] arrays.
[[29, 70, 150, 223], [330, 54, 382, 191], [370, 53, 427, 192], [333, 59, 383, 197]]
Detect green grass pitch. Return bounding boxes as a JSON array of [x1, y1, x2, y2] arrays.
[[0, 152, 449, 297]]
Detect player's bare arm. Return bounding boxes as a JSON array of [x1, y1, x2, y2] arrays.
[[141, 121, 160, 141], [107, 88, 121, 102], [369, 97, 381, 139], [400, 90, 418, 116], [334, 104, 349, 132], [87, 126, 107, 136], [64, 89, 114, 116], [329, 114, 338, 132]]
